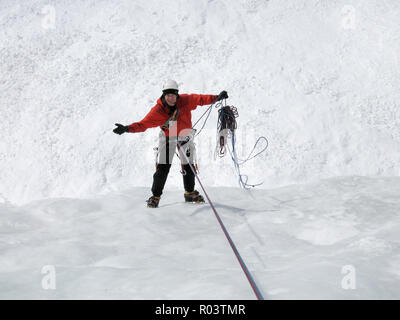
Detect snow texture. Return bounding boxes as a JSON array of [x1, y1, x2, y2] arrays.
[[1, 0, 399, 299], [1, 177, 399, 299], [1, 0, 400, 204]]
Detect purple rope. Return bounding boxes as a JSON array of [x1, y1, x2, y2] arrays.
[[177, 143, 264, 300]]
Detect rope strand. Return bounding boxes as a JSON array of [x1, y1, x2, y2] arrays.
[[177, 142, 264, 300]]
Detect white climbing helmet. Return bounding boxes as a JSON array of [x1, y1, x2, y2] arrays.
[[162, 79, 179, 92]]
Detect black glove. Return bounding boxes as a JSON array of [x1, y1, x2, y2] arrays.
[[113, 123, 129, 135], [217, 90, 228, 101]]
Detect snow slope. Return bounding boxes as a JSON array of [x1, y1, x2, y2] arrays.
[[1, 0, 400, 204], [1, 0, 399, 300], [1, 176, 399, 299]]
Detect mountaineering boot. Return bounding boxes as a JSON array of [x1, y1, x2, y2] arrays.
[[147, 195, 160, 208], [184, 190, 205, 203]]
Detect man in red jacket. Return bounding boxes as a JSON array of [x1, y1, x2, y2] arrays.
[[113, 79, 228, 208]]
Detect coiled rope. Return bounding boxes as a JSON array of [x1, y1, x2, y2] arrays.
[[193, 99, 269, 188]]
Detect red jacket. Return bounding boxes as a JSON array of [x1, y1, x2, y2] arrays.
[[127, 94, 217, 136]]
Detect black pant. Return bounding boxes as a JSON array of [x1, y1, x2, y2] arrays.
[[151, 163, 195, 197]]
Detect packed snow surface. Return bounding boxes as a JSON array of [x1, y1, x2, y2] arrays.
[[1, 177, 399, 299]]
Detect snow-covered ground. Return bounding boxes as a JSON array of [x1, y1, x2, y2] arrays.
[[1, 0, 400, 204], [1, 0, 400, 299], [1, 176, 399, 299]]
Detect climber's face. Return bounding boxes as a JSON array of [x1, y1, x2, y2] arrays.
[[165, 93, 177, 107]]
